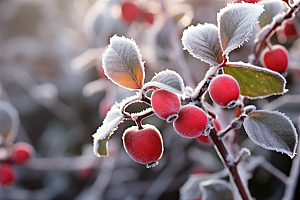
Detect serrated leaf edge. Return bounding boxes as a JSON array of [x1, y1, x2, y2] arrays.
[[142, 69, 185, 94], [102, 35, 145, 91], [245, 110, 298, 158], [217, 2, 265, 56]]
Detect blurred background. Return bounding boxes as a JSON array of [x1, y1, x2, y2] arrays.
[[0, 0, 300, 199]]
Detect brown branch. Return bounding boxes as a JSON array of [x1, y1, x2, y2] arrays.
[[250, 3, 300, 65], [210, 128, 253, 200]]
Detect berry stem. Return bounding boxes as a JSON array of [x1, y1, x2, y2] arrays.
[[210, 128, 253, 200], [250, 2, 300, 65]]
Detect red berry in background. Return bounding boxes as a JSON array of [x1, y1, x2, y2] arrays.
[[260, 45, 289, 73], [277, 20, 299, 43], [151, 89, 181, 122], [195, 120, 221, 144], [173, 105, 208, 138], [11, 142, 34, 165], [121, 2, 140, 23], [0, 164, 16, 186], [208, 74, 240, 108], [123, 124, 163, 167], [142, 12, 154, 24]]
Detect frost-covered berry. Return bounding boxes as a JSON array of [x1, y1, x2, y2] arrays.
[[173, 105, 208, 138], [208, 74, 240, 108], [0, 163, 16, 186], [123, 124, 163, 168], [121, 2, 140, 23], [151, 89, 181, 122], [196, 119, 221, 144], [11, 142, 34, 165], [260, 45, 289, 73]]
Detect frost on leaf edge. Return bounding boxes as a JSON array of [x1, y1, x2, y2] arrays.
[[217, 2, 265, 56], [142, 69, 185, 94], [92, 103, 125, 157], [200, 179, 234, 200], [182, 23, 223, 66], [102, 35, 145, 91], [223, 61, 287, 99], [244, 110, 298, 158]]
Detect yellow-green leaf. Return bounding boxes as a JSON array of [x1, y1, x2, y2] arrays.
[[102, 35, 145, 90], [223, 62, 287, 99]]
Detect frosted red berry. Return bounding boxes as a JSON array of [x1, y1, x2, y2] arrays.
[[196, 119, 221, 144], [11, 142, 34, 165], [208, 74, 240, 108], [123, 124, 163, 167], [0, 164, 16, 186], [173, 105, 208, 138], [260, 45, 289, 73], [121, 2, 140, 22], [151, 89, 181, 122]]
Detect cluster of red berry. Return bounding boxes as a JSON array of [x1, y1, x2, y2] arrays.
[[123, 74, 241, 166], [121, 1, 154, 24], [0, 142, 33, 186]]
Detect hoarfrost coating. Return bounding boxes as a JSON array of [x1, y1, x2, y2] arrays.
[[217, 2, 264, 56]]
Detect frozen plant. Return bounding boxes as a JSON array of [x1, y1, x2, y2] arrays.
[[92, 2, 300, 200]]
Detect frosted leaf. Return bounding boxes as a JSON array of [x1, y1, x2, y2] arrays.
[[243, 110, 298, 158], [223, 61, 287, 99], [180, 170, 228, 200], [258, 0, 284, 28], [218, 2, 264, 55], [200, 179, 234, 200], [92, 103, 124, 157], [182, 23, 223, 66], [102, 35, 145, 90], [71, 48, 103, 74], [142, 69, 185, 94], [0, 100, 19, 143]]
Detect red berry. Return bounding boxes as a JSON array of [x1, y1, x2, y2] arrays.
[[173, 105, 208, 138], [11, 142, 34, 165], [143, 12, 154, 24], [208, 74, 240, 108], [151, 90, 181, 122], [260, 45, 289, 73], [123, 124, 163, 167], [121, 2, 140, 23], [0, 164, 16, 186], [195, 120, 221, 144]]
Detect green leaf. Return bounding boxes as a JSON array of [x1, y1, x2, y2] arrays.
[[243, 110, 298, 158], [142, 69, 185, 94], [223, 62, 287, 99], [258, 1, 284, 28], [200, 179, 234, 200], [96, 135, 109, 156]]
